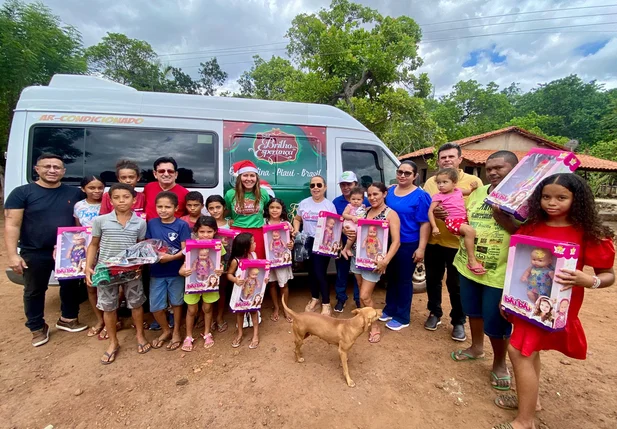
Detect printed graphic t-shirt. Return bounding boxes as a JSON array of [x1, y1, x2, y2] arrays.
[[146, 218, 192, 278], [453, 184, 513, 289], [297, 197, 336, 237], [224, 189, 270, 229], [73, 199, 101, 227]]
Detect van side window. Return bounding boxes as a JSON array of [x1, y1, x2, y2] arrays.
[[342, 146, 380, 189], [29, 126, 218, 188]]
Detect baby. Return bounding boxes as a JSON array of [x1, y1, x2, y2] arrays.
[[320, 217, 337, 251], [67, 233, 87, 269], [269, 230, 287, 259], [192, 248, 214, 282], [427, 168, 483, 275], [342, 187, 366, 231], [362, 225, 383, 260], [521, 248, 555, 304], [532, 296, 555, 327], [241, 268, 260, 302]]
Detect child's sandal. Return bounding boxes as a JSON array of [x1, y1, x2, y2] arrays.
[[181, 336, 194, 352], [202, 333, 215, 349]]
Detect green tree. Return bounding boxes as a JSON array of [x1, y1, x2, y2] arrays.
[[198, 58, 227, 96], [162, 66, 200, 94], [504, 112, 570, 144], [0, 0, 86, 151]]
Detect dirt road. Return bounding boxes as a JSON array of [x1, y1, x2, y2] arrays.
[[1, 219, 615, 429]]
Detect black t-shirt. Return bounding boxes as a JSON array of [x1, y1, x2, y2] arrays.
[[5, 183, 83, 252]]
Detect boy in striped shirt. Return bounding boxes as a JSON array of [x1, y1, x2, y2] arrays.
[[86, 183, 151, 364]]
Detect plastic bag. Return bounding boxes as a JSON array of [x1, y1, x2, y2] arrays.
[[293, 232, 310, 262]]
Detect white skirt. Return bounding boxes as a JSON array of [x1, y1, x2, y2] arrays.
[[270, 266, 294, 287]]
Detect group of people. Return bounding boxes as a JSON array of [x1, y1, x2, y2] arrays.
[[5, 143, 615, 429]]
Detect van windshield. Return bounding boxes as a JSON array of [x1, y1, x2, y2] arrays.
[[29, 126, 218, 187]]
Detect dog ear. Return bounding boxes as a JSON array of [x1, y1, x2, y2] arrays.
[[351, 309, 360, 315]]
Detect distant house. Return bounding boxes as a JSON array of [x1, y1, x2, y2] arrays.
[[399, 126, 617, 185]]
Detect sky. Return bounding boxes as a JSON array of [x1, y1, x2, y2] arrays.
[[15, 0, 617, 96]]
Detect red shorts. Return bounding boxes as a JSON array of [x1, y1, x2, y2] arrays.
[[445, 217, 468, 235]]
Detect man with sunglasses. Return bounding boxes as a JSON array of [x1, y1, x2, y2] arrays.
[[5, 153, 88, 346], [423, 143, 483, 342], [143, 157, 188, 221]]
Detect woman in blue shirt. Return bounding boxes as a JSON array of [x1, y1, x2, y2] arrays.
[[382, 160, 431, 331]]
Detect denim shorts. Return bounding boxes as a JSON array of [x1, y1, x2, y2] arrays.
[[459, 275, 512, 339], [350, 257, 382, 283], [150, 276, 185, 312]]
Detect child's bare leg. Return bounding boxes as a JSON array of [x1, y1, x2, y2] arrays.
[[203, 302, 214, 338], [250, 311, 259, 347], [507, 346, 541, 428], [102, 310, 119, 361], [216, 279, 227, 326], [459, 224, 480, 266], [87, 285, 104, 330], [152, 310, 171, 346], [171, 305, 183, 344], [233, 313, 243, 346], [269, 282, 280, 321], [281, 285, 291, 321], [131, 306, 149, 350], [185, 303, 197, 339]]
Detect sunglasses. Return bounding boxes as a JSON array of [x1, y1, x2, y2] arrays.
[[309, 183, 324, 189], [396, 169, 414, 177], [156, 169, 176, 174]]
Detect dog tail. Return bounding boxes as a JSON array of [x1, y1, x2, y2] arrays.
[[281, 295, 298, 320]]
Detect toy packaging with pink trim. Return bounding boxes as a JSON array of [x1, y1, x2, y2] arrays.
[[355, 219, 389, 271], [55, 227, 92, 279], [501, 234, 579, 331], [312, 211, 343, 257], [485, 148, 580, 221], [184, 239, 222, 294], [263, 223, 292, 268], [229, 259, 271, 313], [215, 228, 240, 264]]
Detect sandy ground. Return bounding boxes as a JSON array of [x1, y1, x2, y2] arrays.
[[1, 218, 616, 429]]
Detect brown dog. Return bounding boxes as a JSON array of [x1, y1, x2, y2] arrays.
[[281, 296, 382, 387]]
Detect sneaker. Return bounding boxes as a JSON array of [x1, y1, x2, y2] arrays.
[[378, 311, 392, 322], [334, 300, 345, 313], [31, 324, 50, 347], [451, 324, 467, 342], [305, 298, 320, 312], [149, 321, 162, 331], [55, 318, 88, 333], [385, 319, 409, 331], [321, 304, 332, 317], [424, 314, 442, 331], [355, 299, 362, 309]]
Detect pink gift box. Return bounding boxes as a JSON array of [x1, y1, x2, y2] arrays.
[[312, 211, 344, 257], [55, 227, 92, 280], [263, 223, 292, 268], [229, 259, 271, 313], [502, 234, 579, 331], [184, 239, 222, 294], [354, 219, 389, 271]]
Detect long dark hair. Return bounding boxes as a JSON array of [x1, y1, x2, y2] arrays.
[[230, 232, 253, 259], [526, 173, 614, 242], [264, 198, 289, 221], [193, 216, 218, 234]]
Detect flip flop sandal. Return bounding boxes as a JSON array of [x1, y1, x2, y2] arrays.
[[100, 347, 119, 365], [285, 315, 293, 323], [451, 350, 486, 362], [494, 394, 519, 411], [231, 337, 243, 348], [166, 340, 182, 351], [137, 342, 151, 354], [491, 371, 512, 391], [491, 423, 514, 429], [368, 331, 381, 344], [181, 337, 194, 352], [217, 321, 228, 333], [466, 263, 487, 275], [202, 333, 215, 349], [98, 328, 109, 341], [87, 326, 104, 337], [270, 313, 279, 322], [151, 335, 170, 349], [249, 339, 259, 349]]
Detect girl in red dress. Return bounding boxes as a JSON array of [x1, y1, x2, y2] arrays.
[[493, 174, 615, 429]]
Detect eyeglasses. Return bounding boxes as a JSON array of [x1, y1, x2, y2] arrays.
[[309, 183, 324, 189], [396, 169, 414, 177], [36, 164, 64, 171], [156, 169, 176, 174]]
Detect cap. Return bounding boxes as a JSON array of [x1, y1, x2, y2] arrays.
[[338, 171, 358, 184]]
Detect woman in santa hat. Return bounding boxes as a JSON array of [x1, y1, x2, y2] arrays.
[[225, 161, 271, 258]]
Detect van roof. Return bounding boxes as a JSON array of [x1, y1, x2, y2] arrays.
[[16, 74, 371, 131]]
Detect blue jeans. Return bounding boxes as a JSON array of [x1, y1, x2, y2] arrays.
[[335, 256, 360, 303], [384, 241, 419, 325]]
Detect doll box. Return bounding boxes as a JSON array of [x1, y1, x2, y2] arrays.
[[215, 228, 240, 261], [263, 223, 292, 268], [55, 227, 92, 280], [229, 259, 271, 313], [485, 148, 580, 221], [355, 219, 389, 271], [501, 234, 580, 332], [312, 211, 344, 257], [184, 239, 223, 294]]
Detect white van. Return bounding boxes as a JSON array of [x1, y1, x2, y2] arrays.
[[4, 74, 400, 283]]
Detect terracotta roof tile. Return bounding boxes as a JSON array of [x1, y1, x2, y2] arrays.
[[462, 150, 617, 172]]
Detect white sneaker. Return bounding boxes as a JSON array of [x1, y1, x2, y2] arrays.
[[321, 304, 332, 317], [305, 298, 320, 312]]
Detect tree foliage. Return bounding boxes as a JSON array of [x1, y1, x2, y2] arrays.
[[0, 0, 86, 150], [198, 58, 227, 96]]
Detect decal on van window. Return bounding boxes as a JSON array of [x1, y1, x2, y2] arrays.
[[223, 122, 326, 200], [38, 114, 144, 125]]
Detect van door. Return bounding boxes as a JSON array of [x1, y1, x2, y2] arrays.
[[338, 140, 399, 188]]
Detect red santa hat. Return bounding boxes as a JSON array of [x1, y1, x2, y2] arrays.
[[232, 160, 259, 177], [260, 179, 276, 198]]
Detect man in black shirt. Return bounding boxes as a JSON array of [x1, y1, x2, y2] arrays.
[[5, 153, 88, 346]]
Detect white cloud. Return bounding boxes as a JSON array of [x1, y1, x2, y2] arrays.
[[11, 0, 617, 95]]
